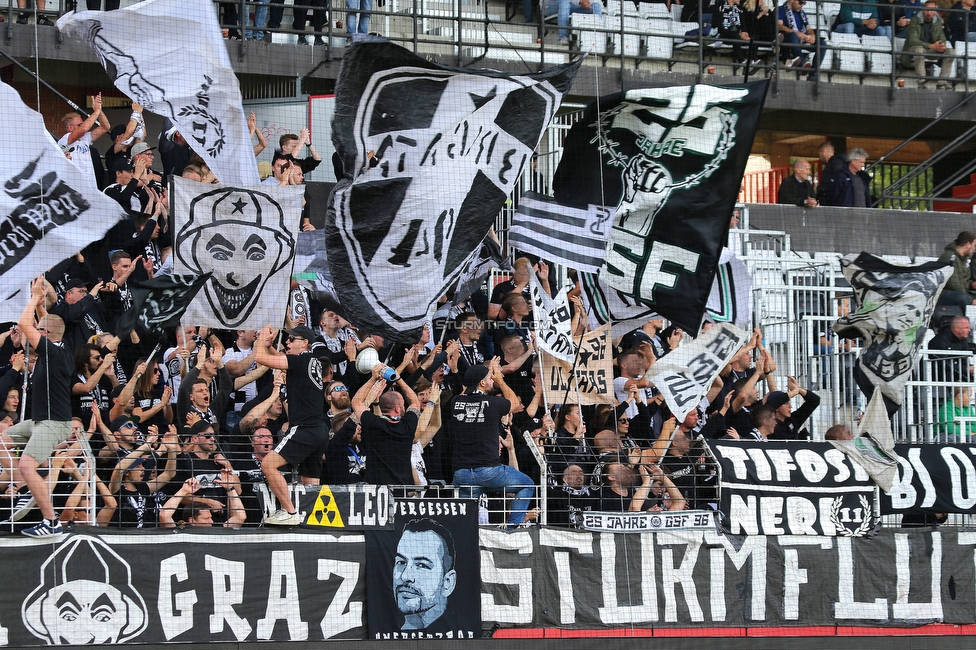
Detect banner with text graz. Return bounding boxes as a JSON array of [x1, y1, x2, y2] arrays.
[[883, 443, 976, 515], [0, 529, 366, 646], [710, 440, 878, 536]]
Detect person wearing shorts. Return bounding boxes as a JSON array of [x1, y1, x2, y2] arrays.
[[1, 276, 74, 538], [253, 325, 326, 526]]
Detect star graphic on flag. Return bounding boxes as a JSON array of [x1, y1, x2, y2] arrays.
[[577, 346, 592, 366], [231, 198, 248, 214], [469, 85, 497, 109]]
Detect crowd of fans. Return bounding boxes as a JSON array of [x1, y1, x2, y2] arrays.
[[0, 88, 831, 534]]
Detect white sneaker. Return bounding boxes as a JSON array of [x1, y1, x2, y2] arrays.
[[264, 509, 302, 526]]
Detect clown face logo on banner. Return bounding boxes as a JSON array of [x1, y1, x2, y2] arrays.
[[173, 178, 305, 329], [22, 536, 148, 645]]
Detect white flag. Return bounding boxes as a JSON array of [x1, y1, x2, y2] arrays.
[[647, 323, 750, 421], [57, 0, 259, 186], [529, 272, 574, 362], [830, 392, 899, 493], [0, 81, 127, 321], [171, 177, 305, 329]]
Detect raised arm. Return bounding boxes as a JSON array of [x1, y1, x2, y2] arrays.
[[253, 325, 289, 370]]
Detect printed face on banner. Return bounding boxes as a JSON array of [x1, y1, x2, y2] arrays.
[[175, 187, 294, 327], [22, 536, 148, 645], [596, 86, 748, 301], [334, 67, 558, 333], [394, 528, 458, 629]]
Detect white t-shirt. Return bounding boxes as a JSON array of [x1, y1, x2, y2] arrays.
[[59, 131, 97, 188], [613, 375, 653, 417], [222, 345, 258, 407]]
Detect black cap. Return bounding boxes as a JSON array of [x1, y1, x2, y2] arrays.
[[765, 391, 790, 410], [284, 326, 316, 342], [64, 278, 87, 291], [114, 158, 135, 172], [463, 364, 490, 389], [620, 329, 654, 351], [187, 420, 215, 437], [110, 416, 137, 432]]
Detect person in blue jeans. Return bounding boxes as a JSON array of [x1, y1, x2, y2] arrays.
[[448, 361, 534, 529], [544, 0, 604, 45], [347, 0, 373, 35], [245, 0, 269, 40]]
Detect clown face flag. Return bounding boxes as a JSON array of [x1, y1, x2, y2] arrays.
[[833, 252, 952, 410], [554, 82, 768, 333], [172, 177, 305, 329], [327, 40, 581, 343], [57, 0, 259, 185], [0, 81, 127, 322]]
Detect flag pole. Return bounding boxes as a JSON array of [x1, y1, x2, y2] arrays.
[[0, 46, 100, 123]]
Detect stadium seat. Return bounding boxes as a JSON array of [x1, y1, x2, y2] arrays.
[[862, 34, 892, 75], [571, 13, 607, 54], [830, 32, 865, 72]]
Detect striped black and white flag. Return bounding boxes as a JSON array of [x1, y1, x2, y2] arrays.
[[510, 192, 613, 274]]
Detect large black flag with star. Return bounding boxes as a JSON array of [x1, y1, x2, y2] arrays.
[[555, 81, 768, 334], [326, 40, 581, 343]]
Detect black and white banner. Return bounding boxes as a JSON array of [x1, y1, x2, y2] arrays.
[[553, 82, 768, 333], [326, 41, 580, 343], [833, 253, 952, 411], [579, 271, 660, 338], [582, 510, 715, 532], [829, 391, 899, 492], [365, 499, 480, 639], [529, 273, 574, 362], [4, 527, 976, 642], [884, 443, 976, 515], [510, 191, 613, 274], [539, 324, 614, 405], [452, 236, 510, 305], [0, 531, 367, 645], [0, 81, 127, 321], [292, 230, 342, 313], [172, 177, 305, 329], [711, 441, 878, 536], [647, 323, 749, 421], [57, 0, 260, 185]]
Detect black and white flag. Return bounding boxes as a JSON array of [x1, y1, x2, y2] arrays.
[[293, 230, 343, 313], [0, 81, 127, 322], [553, 82, 768, 333], [579, 272, 659, 339], [647, 322, 749, 420], [115, 273, 211, 339], [829, 392, 899, 493], [529, 272, 574, 362], [172, 177, 305, 329], [510, 191, 612, 274], [706, 248, 752, 329], [57, 0, 260, 186], [326, 40, 581, 343], [833, 253, 952, 411], [453, 236, 510, 305]]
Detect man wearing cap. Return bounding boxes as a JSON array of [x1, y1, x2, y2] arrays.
[[254, 324, 327, 526], [131, 141, 163, 190], [98, 415, 146, 465], [48, 278, 108, 354], [764, 377, 820, 440], [1, 276, 74, 537], [167, 420, 234, 520], [106, 424, 179, 528], [351, 363, 422, 487], [104, 157, 150, 216], [448, 358, 533, 529]]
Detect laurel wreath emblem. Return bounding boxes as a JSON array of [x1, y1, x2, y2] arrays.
[[176, 105, 227, 157], [829, 494, 873, 537]]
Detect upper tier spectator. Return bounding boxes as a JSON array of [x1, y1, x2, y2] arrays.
[[902, 1, 956, 89], [833, 0, 886, 36], [819, 148, 873, 207], [946, 0, 976, 42], [778, 0, 822, 70], [777, 159, 818, 207], [936, 232, 976, 307]]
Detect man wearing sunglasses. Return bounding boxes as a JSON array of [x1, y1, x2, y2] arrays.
[[168, 420, 235, 522], [325, 381, 351, 431], [778, 0, 822, 71], [254, 324, 326, 526]]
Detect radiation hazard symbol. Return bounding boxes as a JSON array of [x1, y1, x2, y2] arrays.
[[307, 486, 345, 527]]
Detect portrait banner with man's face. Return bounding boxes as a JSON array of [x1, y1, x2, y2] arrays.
[[365, 499, 480, 639], [172, 177, 306, 329]]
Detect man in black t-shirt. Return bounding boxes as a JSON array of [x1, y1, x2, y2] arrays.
[[254, 325, 326, 526], [323, 412, 366, 485], [352, 364, 421, 487], [448, 359, 534, 529], [2, 277, 75, 538]]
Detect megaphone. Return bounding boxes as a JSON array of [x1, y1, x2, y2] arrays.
[[355, 348, 398, 381]]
